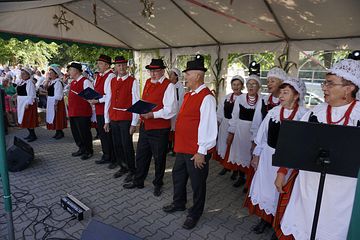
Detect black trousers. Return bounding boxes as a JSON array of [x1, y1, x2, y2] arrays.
[[69, 116, 93, 154], [96, 115, 114, 162], [110, 120, 135, 172], [134, 125, 169, 187], [172, 153, 210, 220]]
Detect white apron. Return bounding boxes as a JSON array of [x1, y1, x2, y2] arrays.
[[46, 96, 56, 124], [216, 118, 230, 159], [17, 96, 28, 124], [228, 119, 252, 167]]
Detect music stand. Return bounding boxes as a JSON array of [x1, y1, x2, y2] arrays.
[[273, 120, 360, 240]]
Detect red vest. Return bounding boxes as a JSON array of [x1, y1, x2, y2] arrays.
[[109, 76, 135, 121], [68, 77, 92, 117], [174, 87, 212, 155], [94, 70, 113, 115], [141, 78, 171, 130]]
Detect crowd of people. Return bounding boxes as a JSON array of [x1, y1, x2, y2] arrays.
[[1, 53, 359, 239]]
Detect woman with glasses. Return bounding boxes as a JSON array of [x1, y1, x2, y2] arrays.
[[278, 59, 360, 240], [215, 75, 244, 179], [226, 74, 262, 192], [244, 77, 307, 237]]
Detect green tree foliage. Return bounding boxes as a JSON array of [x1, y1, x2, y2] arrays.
[[50, 44, 131, 68], [0, 37, 131, 69], [0, 38, 59, 67]]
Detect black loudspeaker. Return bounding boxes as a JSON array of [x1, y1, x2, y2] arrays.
[[7, 136, 34, 172], [81, 219, 141, 240]]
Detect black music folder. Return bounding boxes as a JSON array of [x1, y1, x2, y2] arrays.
[[78, 87, 102, 100], [127, 100, 157, 114]]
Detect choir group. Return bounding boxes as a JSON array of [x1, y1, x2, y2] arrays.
[[12, 53, 360, 239]]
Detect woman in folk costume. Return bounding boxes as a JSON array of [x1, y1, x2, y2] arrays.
[[227, 74, 262, 192], [277, 59, 360, 240], [250, 67, 287, 141], [243, 77, 308, 237], [46, 65, 67, 139], [215, 75, 244, 179], [17, 68, 38, 142]]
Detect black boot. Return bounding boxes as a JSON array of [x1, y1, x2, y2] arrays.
[[230, 171, 238, 180], [233, 176, 246, 187], [24, 129, 32, 139], [27, 129, 37, 142], [253, 219, 271, 234], [54, 130, 64, 140], [218, 168, 230, 175], [52, 131, 59, 138], [270, 232, 278, 240]]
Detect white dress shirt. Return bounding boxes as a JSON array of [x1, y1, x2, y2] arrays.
[[104, 74, 140, 125], [53, 79, 64, 101], [190, 84, 217, 155], [151, 76, 177, 120], [94, 69, 116, 103]]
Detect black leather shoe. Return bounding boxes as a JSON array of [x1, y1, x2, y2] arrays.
[[153, 186, 162, 197], [233, 177, 246, 188], [182, 217, 199, 230], [113, 169, 128, 178], [54, 132, 64, 140], [230, 171, 238, 180], [72, 150, 83, 157], [162, 203, 186, 213], [81, 153, 93, 160], [271, 232, 278, 240], [218, 168, 230, 176], [95, 159, 111, 164], [123, 173, 134, 183], [52, 133, 58, 139], [108, 162, 118, 169], [253, 219, 271, 234], [27, 136, 37, 142], [123, 182, 144, 189]]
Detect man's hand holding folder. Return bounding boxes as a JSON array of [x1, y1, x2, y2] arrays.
[[126, 100, 157, 117], [77, 87, 103, 101]]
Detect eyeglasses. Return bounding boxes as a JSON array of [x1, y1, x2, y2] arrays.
[[321, 81, 346, 88], [246, 83, 259, 88]]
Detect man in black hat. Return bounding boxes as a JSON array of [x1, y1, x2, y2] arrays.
[[67, 62, 94, 160], [104, 56, 140, 181], [88, 55, 116, 165], [123, 58, 177, 197], [162, 55, 217, 229]]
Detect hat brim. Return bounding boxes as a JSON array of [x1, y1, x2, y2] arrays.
[[182, 67, 207, 73], [97, 59, 112, 65], [145, 65, 166, 70], [113, 60, 128, 64]]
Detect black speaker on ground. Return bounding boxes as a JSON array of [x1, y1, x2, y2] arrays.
[[81, 219, 142, 240], [7, 136, 34, 172]]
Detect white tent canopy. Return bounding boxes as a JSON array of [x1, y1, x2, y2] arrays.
[[1, 0, 360, 50], [1, 0, 360, 92]]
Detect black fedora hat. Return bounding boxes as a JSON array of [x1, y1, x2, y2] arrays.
[[145, 59, 166, 70], [67, 62, 82, 72], [113, 56, 128, 64], [97, 54, 112, 64], [183, 54, 207, 72]]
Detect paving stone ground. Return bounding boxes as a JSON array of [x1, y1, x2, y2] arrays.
[[0, 126, 274, 240]]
